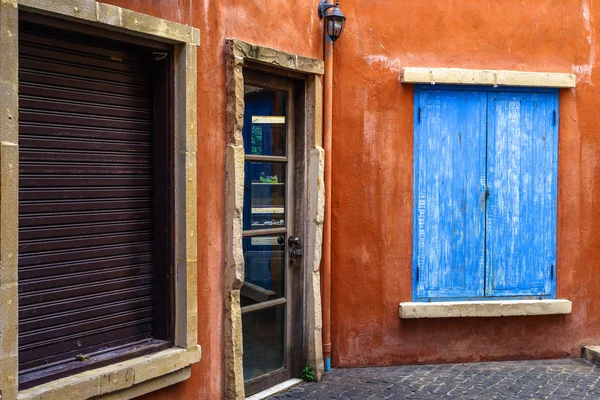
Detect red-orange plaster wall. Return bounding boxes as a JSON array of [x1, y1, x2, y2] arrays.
[[55, 0, 600, 397], [99, 1, 322, 399], [330, 0, 600, 368]]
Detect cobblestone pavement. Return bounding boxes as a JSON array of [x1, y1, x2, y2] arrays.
[[269, 359, 600, 400]]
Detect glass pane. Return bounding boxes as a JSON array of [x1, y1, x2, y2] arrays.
[[242, 305, 285, 382], [243, 85, 287, 156], [243, 162, 286, 230], [241, 236, 285, 307]]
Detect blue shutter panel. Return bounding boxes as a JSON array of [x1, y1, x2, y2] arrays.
[[413, 90, 487, 300], [485, 92, 558, 297]]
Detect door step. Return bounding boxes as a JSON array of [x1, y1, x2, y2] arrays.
[[246, 378, 303, 400], [583, 346, 600, 365]]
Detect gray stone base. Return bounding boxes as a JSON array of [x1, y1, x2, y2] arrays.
[[582, 346, 600, 365]]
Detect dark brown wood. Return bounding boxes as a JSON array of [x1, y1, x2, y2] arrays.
[[151, 45, 175, 343], [242, 227, 287, 237], [17, 14, 175, 388], [19, 339, 170, 390], [290, 78, 308, 378], [242, 71, 308, 396], [244, 61, 308, 81], [244, 368, 290, 396], [244, 155, 288, 163], [240, 297, 288, 314]]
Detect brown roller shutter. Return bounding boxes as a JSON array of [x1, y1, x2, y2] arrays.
[[18, 16, 172, 388]]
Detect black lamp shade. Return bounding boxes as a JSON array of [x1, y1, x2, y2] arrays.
[[325, 7, 346, 42]]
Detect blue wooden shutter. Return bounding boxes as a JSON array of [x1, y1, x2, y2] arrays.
[[413, 89, 487, 300], [485, 91, 558, 297]]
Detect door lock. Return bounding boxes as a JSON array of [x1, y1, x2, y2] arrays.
[[288, 236, 303, 262]]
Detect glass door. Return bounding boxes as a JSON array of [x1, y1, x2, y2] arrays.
[[241, 75, 298, 395]]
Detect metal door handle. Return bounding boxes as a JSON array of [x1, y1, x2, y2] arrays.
[[288, 236, 303, 262], [288, 236, 301, 246]]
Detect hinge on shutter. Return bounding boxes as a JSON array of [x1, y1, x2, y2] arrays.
[[552, 110, 556, 126], [417, 107, 421, 123], [416, 267, 419, 282], [550, 264, 554, 280]]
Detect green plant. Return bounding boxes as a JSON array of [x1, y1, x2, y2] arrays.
[[301, 363, 314, 381]]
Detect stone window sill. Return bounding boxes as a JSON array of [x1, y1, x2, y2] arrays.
[[17, 346, 201, 400], [399, 299, 572, 319]]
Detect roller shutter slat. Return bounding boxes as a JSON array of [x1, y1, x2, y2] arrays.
[[19, 273, 154, 306], [19, 84, 151, 108], [19, 31, 150, 63], [20, 96, 153, 120], [20, 151, 152, 166], [19, 199, 153, 213], [19, 124, 153, 142], [18, 21, 159, 375], [19, 110, 153, 131], [19, 323, 154, 366], [20, 136, 152, 152], [19, 44, 150, 74], [20, 164, 153, 176], [19, 242, 154, 267], [19, 286, 154, 318], [20, 308, 155, 345], [19, 57, 149, 86], [19, 188, 153, 201], [19, 71, 151, 98], [20, 296, 154, 332], [20, 220, 153, 240], [19, 209, 153, 227]]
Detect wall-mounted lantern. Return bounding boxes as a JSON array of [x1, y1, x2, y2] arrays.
[[318, 1, 346, 43]]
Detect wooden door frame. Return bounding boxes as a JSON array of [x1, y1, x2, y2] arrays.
[[240, 72, 304, 396], [224, 39, 325, 399]]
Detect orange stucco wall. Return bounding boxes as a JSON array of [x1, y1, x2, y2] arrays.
[[79, 0, 600, 398], [330, 0, 600, 368]]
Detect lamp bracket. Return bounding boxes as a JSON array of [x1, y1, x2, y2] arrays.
[[318, 0, 338, 19]]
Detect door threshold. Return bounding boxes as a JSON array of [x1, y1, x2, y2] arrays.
[[246, 378, 303, 399]]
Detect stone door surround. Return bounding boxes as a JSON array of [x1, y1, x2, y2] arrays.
[[224, 39, 325, 399]]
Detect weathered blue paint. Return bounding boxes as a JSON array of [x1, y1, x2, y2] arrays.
[[412, 86, 558, 302], [485, 91, 558, 298], [413, 89, 487, 300]]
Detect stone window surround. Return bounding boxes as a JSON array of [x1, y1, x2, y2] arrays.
[[400, 67, 576, 321], [224, 39, 325, 399], [0, 1, 200, 399]]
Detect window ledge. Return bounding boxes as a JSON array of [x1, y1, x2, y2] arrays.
[[399, 299, 572, 319], [17, 346, 201, 400]]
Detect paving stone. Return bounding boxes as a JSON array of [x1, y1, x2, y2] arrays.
[[269, 359, 600, 400]]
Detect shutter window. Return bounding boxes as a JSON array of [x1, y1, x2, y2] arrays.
[[18, 18, 171, 387], [485, 92, 558, 297], [414, 90, 486, 299], [413, 87, 558, 301]]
